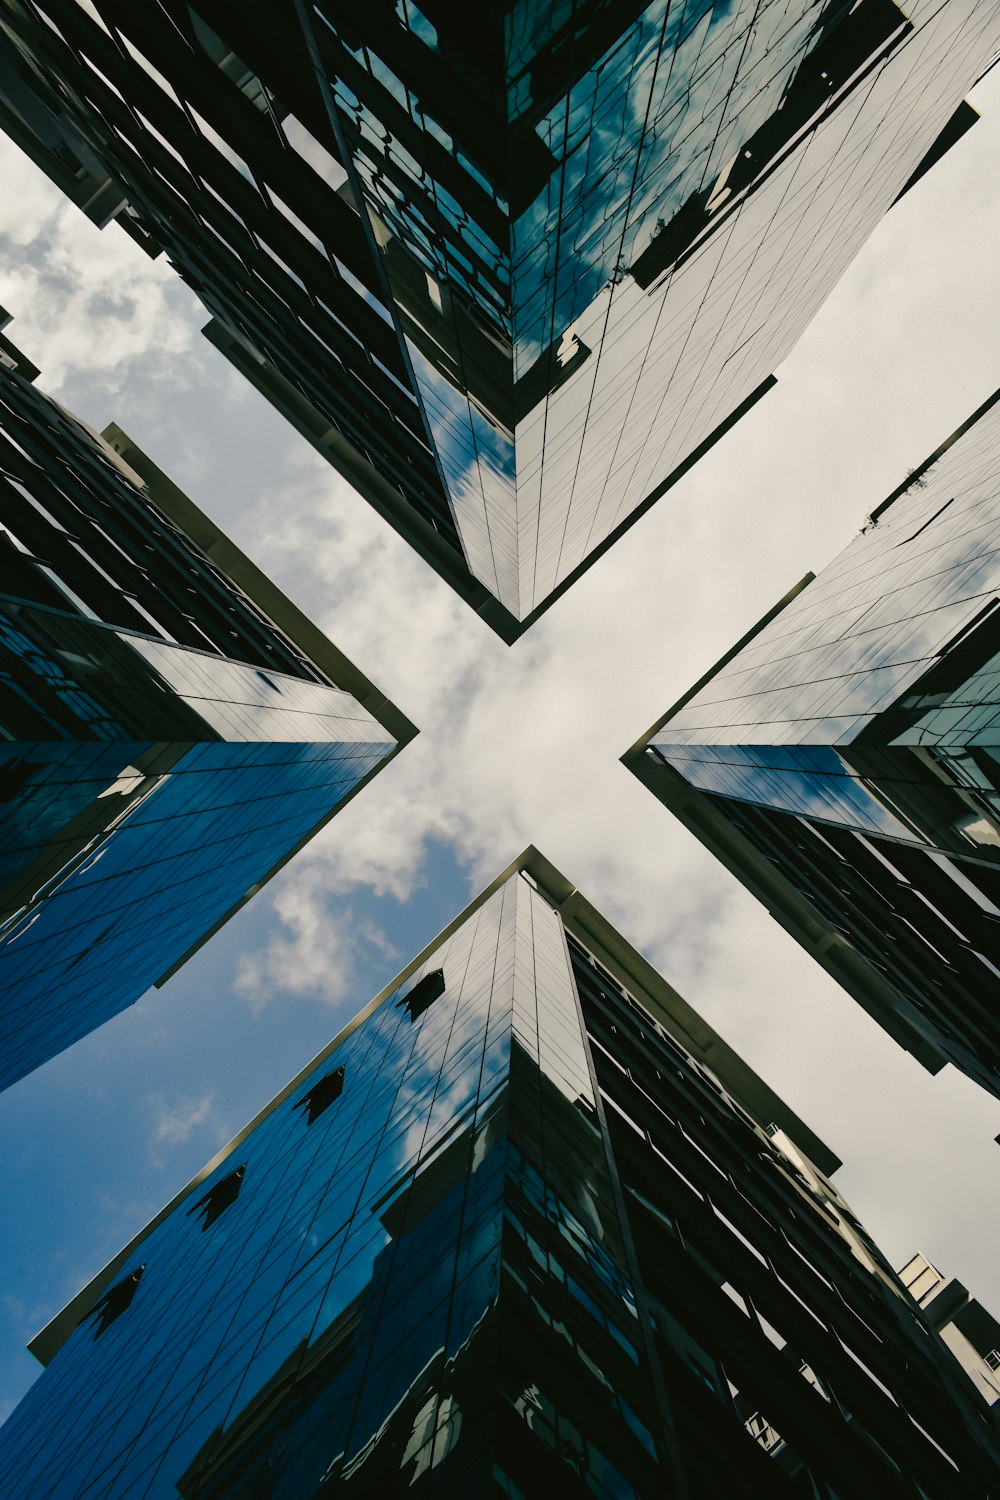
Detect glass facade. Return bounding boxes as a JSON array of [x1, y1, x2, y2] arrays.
[[0, 344, 351, 685], [1, 861, 998, 1497], [317, 0, 1000, 619], [0, 0, 462, 581], [1, 1, 996, 629], [0, 329, 401, 1090], [636, 387, 1000, 1096], [0, 736, 391, 1093]]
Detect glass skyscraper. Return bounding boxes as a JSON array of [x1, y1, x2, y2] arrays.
[[0, 0, 995, 635], [1, 850, 997, 1497], [0, 313, 411, 1092], [627, 385, 1000, 1101]]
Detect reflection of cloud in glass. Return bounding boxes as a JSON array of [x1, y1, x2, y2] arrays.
[[659, 405, 1000, 753], [655, 742, 913, 839], [0, 737, 390, 1092], [316, 0, 993, 615], [0, 874, 625, 1494], [404, 344, 519, 612], [895, 646, 1000, 749]]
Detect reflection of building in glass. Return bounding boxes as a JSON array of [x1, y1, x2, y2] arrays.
[[899, 1253, 1000, 1407], [626, 387, 1000, 1101], [0, 313, 409, 1092], [3, 849, 998, 1497], [0, 2, 994, 637]]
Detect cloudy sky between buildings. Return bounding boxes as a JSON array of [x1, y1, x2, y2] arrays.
[[1, 63, 999, 1424]]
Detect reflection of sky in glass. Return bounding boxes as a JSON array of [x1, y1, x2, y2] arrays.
[[0, 874, 655, 1497], [0, 743, 147, 889], [0, 600, 397, 1088], [0, 327, 404, 1087], [895, 645, 1000, 749], [0, 880, 516, 1495], [511, 0, 825, 367], [652, 398, 1000, 844], [0, 733, 392, 1091], [653, 741, 913, 837], [656, 399, 1000, 750], [2, 602, 396, 746], [125, 635, 390, 745], [2, 868, 992, 1488], [318, 0, 1000, 616], [403, 345, 518, 612]]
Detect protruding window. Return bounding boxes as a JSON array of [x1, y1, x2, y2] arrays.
[[398, 967, 446, 1021], [87, 1264, 145, 1337], [187, 1165, 246, 1230], [295, 1066, 345, 1124], [897, 496, 954, 545]]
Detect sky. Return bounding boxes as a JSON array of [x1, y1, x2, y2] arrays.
[[1, 60, 1000, 1427]]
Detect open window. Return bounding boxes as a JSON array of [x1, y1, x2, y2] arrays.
[[86, 1264, 145, 1337], [295, 1065, 345, 1124], [397, 967, 446, 1022], [187, 1164, 246, 1230]]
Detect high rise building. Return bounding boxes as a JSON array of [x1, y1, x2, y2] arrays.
[[900, 1253, 1000, 1407], [0, 311, 413, 1092], [1, 849, 998, 1497], [0, 1, 995, 636], [625, 385, 1000, 1101]]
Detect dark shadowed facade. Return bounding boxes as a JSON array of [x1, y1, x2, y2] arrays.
[[0, 0, 996, 634], [1, 851, 998, 1497], [0, 312, 411, 1092], [626, 386, 1000, 1102]]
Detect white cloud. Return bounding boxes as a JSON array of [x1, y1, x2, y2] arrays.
[[234, 870, 398, 1010], [0, 135, 204, 402], [148, 1090, 215, 1148]]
